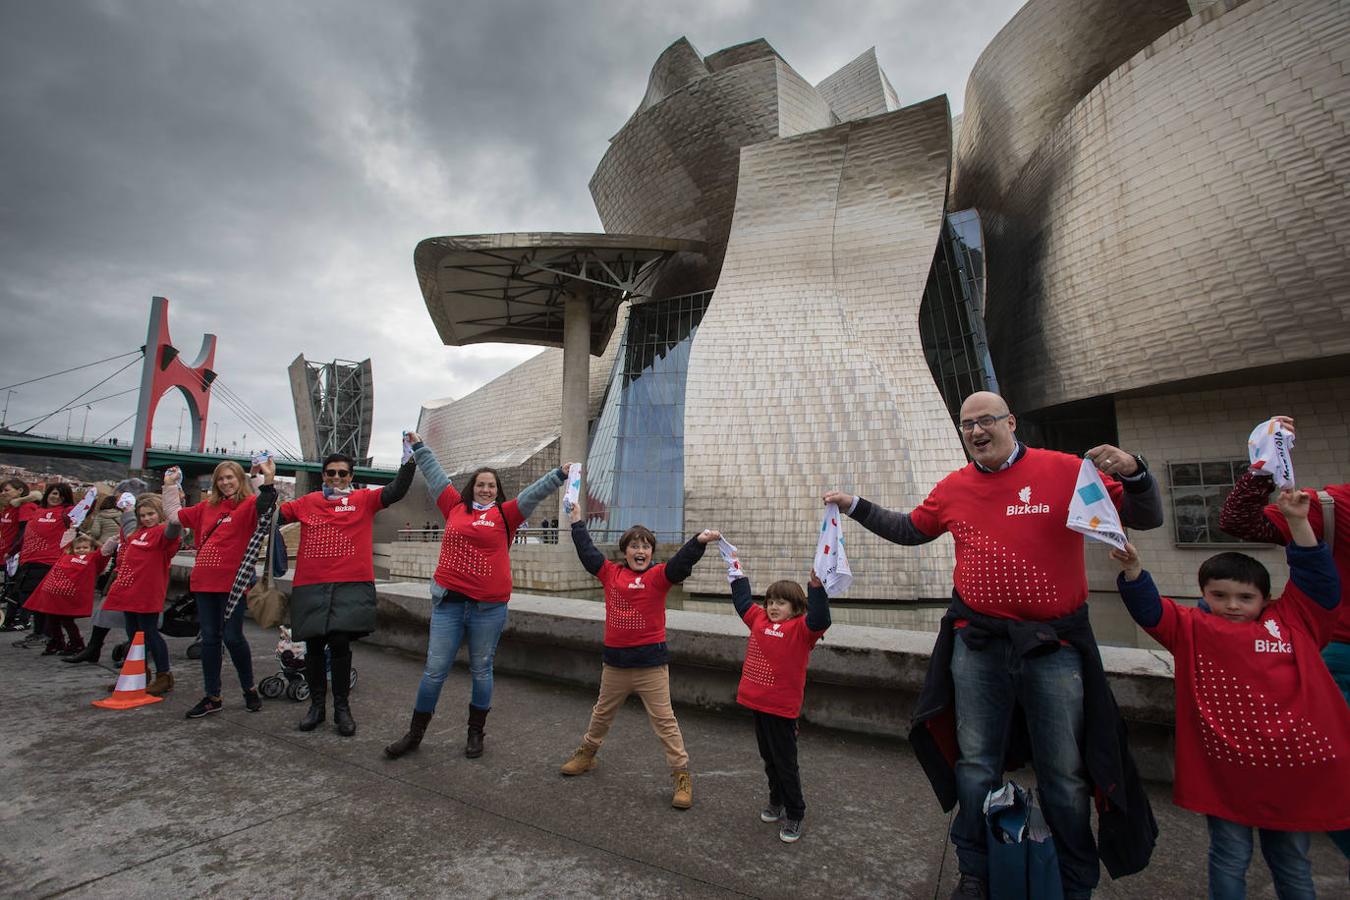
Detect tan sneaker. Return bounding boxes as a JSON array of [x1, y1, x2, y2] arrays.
[[671, 770, 693, 809], [145, 672, 175, 696], [560, 745, 598, 776]]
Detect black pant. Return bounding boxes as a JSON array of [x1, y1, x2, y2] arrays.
[[12, 563, 52, 629], [304, 632, 353, 703], [754, 711, 804, 819]]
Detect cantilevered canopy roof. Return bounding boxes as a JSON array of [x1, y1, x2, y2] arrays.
[[414, 232, 706, 355]]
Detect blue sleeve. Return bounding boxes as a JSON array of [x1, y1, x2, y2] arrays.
[[1287, 541, 1341, 610], [412, 443, 452, 499], [805, 583, 831, 632], [731, 576, 755, 619], [1116, 569, 1164, 628], [570, 521, 605, 576], [515, 467, 566, 518], [663, 536, 707, 584]]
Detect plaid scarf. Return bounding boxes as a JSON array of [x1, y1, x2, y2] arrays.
[[225, 505, 276, 619]]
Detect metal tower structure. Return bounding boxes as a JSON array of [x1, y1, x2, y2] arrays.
[[288, 355, 374, 464]]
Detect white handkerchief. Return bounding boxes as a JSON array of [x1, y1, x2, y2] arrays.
[[1247, 418, 1296, 489], [717, 537, 743, 583], [562, 463, 582, 511], [401, 433, 414, 465], [5, 554, 16, 578], [116, 492, 136, 511], [68, 486, 98, 528], [1067, 458, 1126, 550], [251, 449, 272, 466], [813, 503, 853, 596]]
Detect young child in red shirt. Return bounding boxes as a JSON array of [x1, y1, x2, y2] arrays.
[[559, 501, 718, 810], [728, 562, 832, 844], [1112, 489, 1347, 898], [23, 527, 107, 655]]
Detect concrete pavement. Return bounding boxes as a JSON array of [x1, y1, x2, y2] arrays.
[[1, 620, 1344, 898]]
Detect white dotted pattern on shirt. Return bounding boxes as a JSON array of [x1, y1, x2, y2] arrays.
[[949, 521, 1061, 608], [195, 542, 224, 571], [606, 586, 648, 631], [439, 531, 493, 580], [743, 633, 777, 687], [43, 568, 78, 598], [300, 521, 358, 559], [1194, 651, 1337, 767]]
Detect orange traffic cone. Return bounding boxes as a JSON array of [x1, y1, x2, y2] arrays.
[[92, 631, 164, 710]]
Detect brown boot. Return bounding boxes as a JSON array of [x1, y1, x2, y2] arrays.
[[671, 770, 693, 809], [145, 672, 175, 696], [559, 745, 598, 776]]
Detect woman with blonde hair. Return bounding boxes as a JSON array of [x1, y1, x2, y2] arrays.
[[164, 458, 276, 718]]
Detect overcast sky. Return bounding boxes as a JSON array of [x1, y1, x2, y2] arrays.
[[0, 0, 1026, 465]]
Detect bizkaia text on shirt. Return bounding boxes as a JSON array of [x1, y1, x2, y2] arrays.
[[332, 502, 357, 513], [1006, 485, 1052, 517], [626, 575, 646, 590], [471, 512, 496, 528], [1255, 618, 1292, 654], [760, 623, 787, 639]]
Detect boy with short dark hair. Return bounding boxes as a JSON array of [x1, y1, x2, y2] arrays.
[[1112, 489, 1348, 898]]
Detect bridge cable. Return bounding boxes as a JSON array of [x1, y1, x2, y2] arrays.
[[4, 387, 141, 431], [0, 350, 142, 392], [175, 365, 303, 458], [92, 412, 137, 443], [18, 356, 144, 435]]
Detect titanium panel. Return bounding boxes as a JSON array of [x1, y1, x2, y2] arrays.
[[815, 48, 899, 123], [682, 97, 966, 600]]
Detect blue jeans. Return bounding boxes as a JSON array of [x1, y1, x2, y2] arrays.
[[413, 584, 508, 713], [123, 611, 169, 674], [951, 635, 1095, 898], [1207, 816, 1314, 899], [195, 591, 254, 698]]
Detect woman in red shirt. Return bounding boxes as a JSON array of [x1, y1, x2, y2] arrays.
[[0, 477, 40, 632], [165, 459, 276, 718], [102, 493, 182, 695], [12, 483, 75, 649], [385, 433, 568, 760], [281, 448, 414, 737]]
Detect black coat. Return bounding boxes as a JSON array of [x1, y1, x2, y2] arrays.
[[909, 594, 1157, 879]]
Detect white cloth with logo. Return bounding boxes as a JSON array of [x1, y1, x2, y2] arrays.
[[717, 537, 743, 584], [401, 433, 414, 465], [1247, 418, 1296, 489], [813, 503, 853, 596], [562, 463, 582, 512], [67, 486, 98, 528], [1066, 458, 1127, 550]]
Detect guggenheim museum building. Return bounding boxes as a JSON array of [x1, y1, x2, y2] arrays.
[[409, 0, 1350, 602]]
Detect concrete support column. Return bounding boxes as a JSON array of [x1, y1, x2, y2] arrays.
[[559, 286, 591, 546]]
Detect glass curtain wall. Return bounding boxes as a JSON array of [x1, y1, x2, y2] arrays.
[[584, 291, 713, 542], [919, 208, 999, 422]]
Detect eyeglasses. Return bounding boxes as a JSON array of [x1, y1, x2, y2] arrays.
[[957, 414, 1010, 433], [324, 469, 352, 478]]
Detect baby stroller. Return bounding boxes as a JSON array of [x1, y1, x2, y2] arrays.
[[110, 593, 200, 664], [257, 627, 357, 702]]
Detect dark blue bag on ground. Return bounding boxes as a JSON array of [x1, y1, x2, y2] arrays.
[[984, 781, 1064, 900]]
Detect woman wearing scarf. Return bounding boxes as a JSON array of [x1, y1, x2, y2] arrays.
[[385, 433, 570, 760], [165, 458, 276, 718], [280, 447, 416, 737]]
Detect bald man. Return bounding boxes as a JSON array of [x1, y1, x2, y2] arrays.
[[825, 391, 1163, 900]]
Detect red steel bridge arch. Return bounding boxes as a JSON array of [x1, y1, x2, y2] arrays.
[[129, 296, 217, 470]]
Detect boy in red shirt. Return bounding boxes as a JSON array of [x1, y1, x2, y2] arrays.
[[1112, 489, 1347, 898], [728, 563, 832, 844], [559, 503, 718, 810]]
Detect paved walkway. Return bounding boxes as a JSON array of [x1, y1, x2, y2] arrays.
[[2, 621, 1344, 898]]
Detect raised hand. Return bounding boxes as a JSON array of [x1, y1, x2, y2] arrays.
[[116, 492, 136, 511], [163, 466, 182, 487], [696, 529, 721, 544], [1277, 487, 1311, 522], [1086, 445, 1139, 477], [1109, 542, 1143, 581], [569, 502, 583, 524], [406, 430, 422, 444], [822, 490, 855, 509], [808, 568, 822, 588]]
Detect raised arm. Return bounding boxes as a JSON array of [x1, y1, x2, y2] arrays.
[[380, 457, 417, 508], [1279, 489, 1340, 609], [411, 440, 453, 501], [831, 491, 937, 546], [730, 575, 755, 619], [162, 468, 183, 525], [569, 521, 606, 577], [665, 529, 718, 584], [1110, 542, 1164, 628], [805, 572, 831, 632], [515, 465, 569, 519]]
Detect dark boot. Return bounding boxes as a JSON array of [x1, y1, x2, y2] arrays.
[[298, 694, 326, 731], [466, 705, 489, 759], [299, 649, 327, 732], [63, 625, 107, 663], [385, 710, 433, 759], [333, 698, 356, 737]]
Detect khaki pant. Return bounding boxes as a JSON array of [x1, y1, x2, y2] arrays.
[[582, 664, 688, 771]]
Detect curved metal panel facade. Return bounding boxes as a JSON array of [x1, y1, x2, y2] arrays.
[[987, 0, 1350, 411], [681, 97, 967, 599]]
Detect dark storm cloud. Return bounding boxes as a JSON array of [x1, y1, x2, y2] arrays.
[[0, 0, 1024, 463]]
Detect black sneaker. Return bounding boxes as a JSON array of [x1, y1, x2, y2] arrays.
[[243, 688, 262, 712], [778, 818, 802, 843], [760, 803, 784, 823], [950, 874, 988, 899], [185, 696, 223, 719], [14, 632, 45, 649]]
